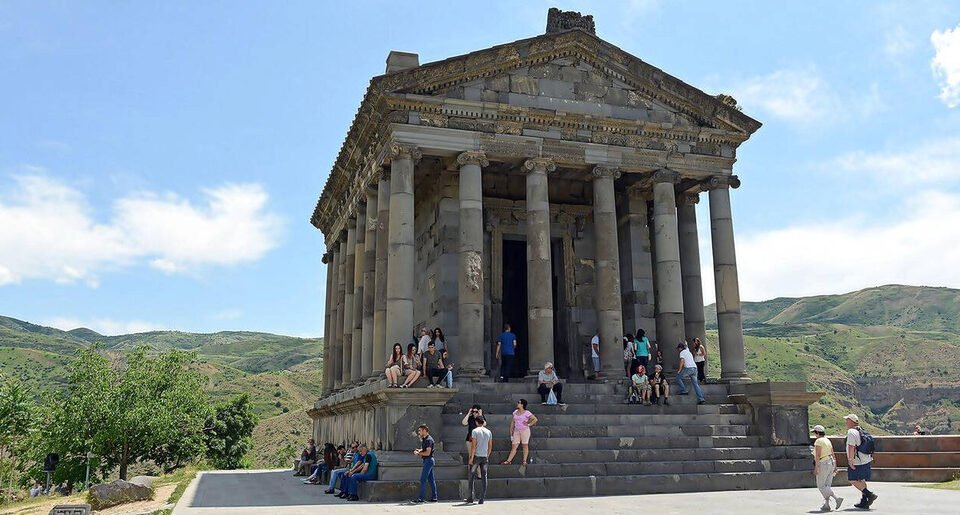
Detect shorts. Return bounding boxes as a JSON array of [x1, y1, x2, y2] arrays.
[[847, 461, 872, 481], [402, 368, 417, 376], [511, 428, 531, 445], [386, 365, 400, 374], [638, 382, 651, 391]]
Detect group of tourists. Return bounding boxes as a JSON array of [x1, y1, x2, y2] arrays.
[[383, 326, 454, 388], [810, 413, 879, 511], [293, 439, 379, 502], [623, 338, 706, 406]]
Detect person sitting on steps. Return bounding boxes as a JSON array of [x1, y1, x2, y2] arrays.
[[384, 342, 403, 388], [399, 343, 421, 388], [421, 341, 446, 388], [537, 362, 565, 405], [649, 365, 670, 405], [629, 364, 652, 405]]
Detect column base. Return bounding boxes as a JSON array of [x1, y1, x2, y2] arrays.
[[719, 372, 752, 384], [457, 368, 487, 380]]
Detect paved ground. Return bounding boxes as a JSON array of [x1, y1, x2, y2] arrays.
[[172, 469, 957, 514]]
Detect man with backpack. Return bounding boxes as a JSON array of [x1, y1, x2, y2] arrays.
[[844, 413, 878, 509]]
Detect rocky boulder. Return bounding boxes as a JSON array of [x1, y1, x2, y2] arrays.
[[87, 479, 153, 510]]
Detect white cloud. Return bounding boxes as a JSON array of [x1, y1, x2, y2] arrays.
[[699, 136, 960, 303], [932, 22, 960, 108], [832, 136, 960, 183], [0, 171, 283, 286], [707, 190, 960, 302], [721, 66, 883, 126], [44, 317, 166, 336]]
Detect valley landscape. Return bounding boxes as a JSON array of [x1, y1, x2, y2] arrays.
[[1, 284, 957, 469]]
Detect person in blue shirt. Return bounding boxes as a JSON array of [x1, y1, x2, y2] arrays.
[[495, 323, 518, 382], [339, 444, 377, 501]]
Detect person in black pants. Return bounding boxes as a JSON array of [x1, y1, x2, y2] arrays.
[[536, 362, 564, 405], [421, 341, 446, 388], [496, 323, 517, 382]]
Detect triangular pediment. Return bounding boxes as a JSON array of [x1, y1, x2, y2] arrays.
[[373, 29, 760, 135], [422, 57, 701, 129]]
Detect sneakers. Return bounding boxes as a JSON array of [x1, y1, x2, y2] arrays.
[[697, 399, 706, 405], [835, 497, 843, 510], [324, 489, 335, 494], [819, 502, 831, 512], [478, 499, 484, 504], [464, 498, 475, 504], [427, 384, 435, 389], [412, 499, 424, 504], [865, 492, 878, 507], [428, 498, 438, 502], [348, 495, 359, 501]]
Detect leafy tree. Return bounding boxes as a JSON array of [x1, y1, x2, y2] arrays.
[[38, 346, 209, 481], [0, 373, 35, 498], [204, 394, 258, 469]]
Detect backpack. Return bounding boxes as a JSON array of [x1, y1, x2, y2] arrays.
[[856, 427, 875, 456]]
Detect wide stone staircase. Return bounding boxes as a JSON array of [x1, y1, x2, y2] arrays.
[[362, 380, 816, 501]]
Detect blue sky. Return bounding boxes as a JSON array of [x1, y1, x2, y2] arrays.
[[2, 1, 960, 336]]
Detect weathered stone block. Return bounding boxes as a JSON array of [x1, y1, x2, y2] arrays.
[[537, 78, 575, 99], [528, 63, 561, 79], [87, 480, 152, 511], [510, 75, 539, 95], [485, 75, 510, 91], [575, 82, 608, 102]]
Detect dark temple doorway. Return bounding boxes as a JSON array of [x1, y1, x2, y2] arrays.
[[501, 239, 529, 378]]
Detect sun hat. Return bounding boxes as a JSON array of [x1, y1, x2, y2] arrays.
[[844, 414, 860, 424], [544, 362, 553, 369], [811, 424, 826, 433]]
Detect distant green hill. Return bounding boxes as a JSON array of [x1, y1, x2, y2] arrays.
[[705, 285, 960, 436], [0, 316, 322, 468]]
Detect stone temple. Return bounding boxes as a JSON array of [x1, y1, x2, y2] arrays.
[[309, 9, 822, 500]]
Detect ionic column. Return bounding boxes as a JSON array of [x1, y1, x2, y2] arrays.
[[372, 173, 391, 371], [678, 193, 707, 348], [362, 186, 378, 377], [652, 169, 685, 373], [332, 237, 346, 389], [705, 175, 751, 382], [385, 144, 420, 350], [523, 158, 555, 374], [342, 216, 356, 384], [351, 204, 365, 382], [321, 250, 334, 394], [592, 166, 625, 376], [457, 151, 488, 377]]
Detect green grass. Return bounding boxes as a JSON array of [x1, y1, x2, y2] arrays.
[[916, 478, 960, 490]]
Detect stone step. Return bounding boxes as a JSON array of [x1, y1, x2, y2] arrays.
[[440, 423, 751, 441], [360, 470, 816, 501], [860, 467, 960, 483], [441, 435, 760, 452], [828, 435, 960, 453], [834, 451, 960, 468], [508, 446, 813, 464], [440, 412, 752, 427], [454, 381, 731, 396], [443, 400, 745, 415], [376, 457, 811, 481]]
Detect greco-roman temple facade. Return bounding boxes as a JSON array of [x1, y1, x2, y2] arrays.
[[307, 13, 828, 484]]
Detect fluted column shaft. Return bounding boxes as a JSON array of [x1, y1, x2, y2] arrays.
[[652, 170, 685, 373], [678, 194, 707, 349], [362, 188, 378, 377], [373, 175, 391, 369], [707, 176, 750, 382], [342, 219, 356, 384], [457, 151, 487, 376], [332, 239, 346, 389], [351, 207, 365, 382], [592, 166, 625, 376], [321, 251, 334, 394], [524, 158, 555, 374], [385, 144, 420, 350]]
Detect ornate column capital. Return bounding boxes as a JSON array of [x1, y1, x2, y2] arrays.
[[591, 166, 622, 180], [456, 151, 489, 168], [523, 157, 556, 174], [678, 193, 700, 206], [652, 169, 680, 184], [322, 252, 332, 264], [389, 143, 422, 163], [369, 166, 385, 185], [701, 174, 741, 191]]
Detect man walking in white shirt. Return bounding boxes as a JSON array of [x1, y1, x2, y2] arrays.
[[675, 342, 705, 404], [845, 414, 878, 509]]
